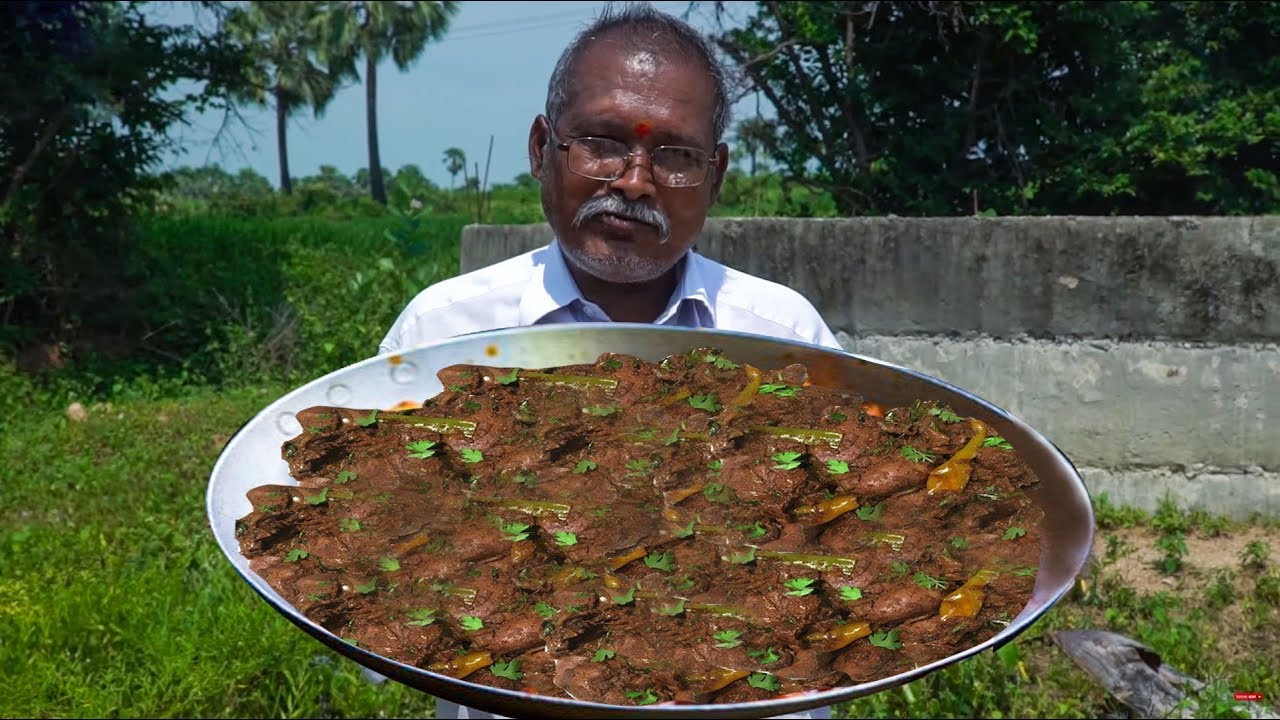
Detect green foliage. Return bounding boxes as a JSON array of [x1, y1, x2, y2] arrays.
[[125, 209, 462, 389], [0, 1, 246, 353], [708, 0, 1280, 216]]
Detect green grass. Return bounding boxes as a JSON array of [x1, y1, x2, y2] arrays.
[[0, 381, 436, 718]]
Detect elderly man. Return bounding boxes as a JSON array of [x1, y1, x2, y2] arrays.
[[378, 3, 840, 356], [381, 3, 838, 718]]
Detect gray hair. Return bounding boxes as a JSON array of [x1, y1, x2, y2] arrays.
[[544, 2, 733, 145]]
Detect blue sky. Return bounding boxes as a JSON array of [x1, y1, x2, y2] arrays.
[[149, 0, 767, 189]]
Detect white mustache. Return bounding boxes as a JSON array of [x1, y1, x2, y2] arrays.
[[572, 195, 672, 244]]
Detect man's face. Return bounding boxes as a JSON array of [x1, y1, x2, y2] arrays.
[[528, 40, 729, 284]]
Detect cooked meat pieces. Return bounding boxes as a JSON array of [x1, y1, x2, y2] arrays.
[[237, 348, 1043, 706]]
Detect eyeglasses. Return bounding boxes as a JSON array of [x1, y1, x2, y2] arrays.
[[552, 132, 716, 188]]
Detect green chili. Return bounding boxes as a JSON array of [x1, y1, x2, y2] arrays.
[[472, 497, 572, 520], [749, 426, 843, 449], [519, 372, 618, 391], [374, 414, 478, 438], [754, 549, 858, 573]]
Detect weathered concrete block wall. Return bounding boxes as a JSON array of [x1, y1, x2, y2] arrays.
[[460, 217, 1280, 519]]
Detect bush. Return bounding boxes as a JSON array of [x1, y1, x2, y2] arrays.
[[59, 210, 469, 396]]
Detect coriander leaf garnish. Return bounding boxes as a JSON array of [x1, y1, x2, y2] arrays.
[[406, 440, 438, 459], [496, 368, 519, 385], [644, 550, 676, 572], [554, 531, 578, 546], [828, 412, 848, 423], [900, 446, 935, 463], [950, 536, 970, 549], [534, 601, 557, 618], [591, 648, 616, 662], [582, 405, 617, 417], [710, 355, 739, 370], [737, 521, 767, 539], [355, 409, 378, 427], [1003, 525, 1027, 540], [572, 459, 597, 474], [491, 659, 523, 681], [748, 646, 781, 664], [728, 547, 757, 565], [707, 459, 723, 472], [870, 629, 902, 650], [887, 561, 911, 580], [687, 394, 721, 412], [839, 585, 863, 601], [658, 598, 687, 616], [602, 359, 623, 371], [513, 471, 537, 486], [378, 556, 401, 572], [674, 520, 696, 538], [406, 608, 437, 626], [355, 579, 378, 594], [772, 451, 804, 470], [335, 470, 357, 484], [784, 578, 817, 596], [500, 522, 532, 542], [855, 503, 884, 522], [626, 688, 659, 706], [1013, 566, 1037, 577], [713, 630, 744, 648], [913, 572, 946, 590], [283, 548, 308, 563], [459, 615, 484, 631], [339, 518, 362, 532], [612, 584, 637, 605], [827, 459, 850, 475], [984, 436, 1014, 450], [625, 458, 654, 475], [305, 488, 329, 506], [702, 482, 727, 502], [662, 424, 682, 446], [747, 672, 781, 691], [929, 406, 964, 423], [460, 448, 484, 463]]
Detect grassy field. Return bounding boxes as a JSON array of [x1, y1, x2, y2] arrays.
[[3, 211, 1278, 718]]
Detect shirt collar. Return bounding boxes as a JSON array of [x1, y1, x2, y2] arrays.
[[518, 239, 716, 326]]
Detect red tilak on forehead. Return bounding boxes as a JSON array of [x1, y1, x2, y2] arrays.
[[634, 121, 652, 138]]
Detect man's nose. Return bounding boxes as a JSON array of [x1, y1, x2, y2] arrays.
[[608, 152, 658, 201]]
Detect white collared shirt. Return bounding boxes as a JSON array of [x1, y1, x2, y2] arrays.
[[378, 238, 842, 354]]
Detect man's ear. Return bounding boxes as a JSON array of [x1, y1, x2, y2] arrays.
[[529, 115, 551, 179], [709, 141, 730, 205]]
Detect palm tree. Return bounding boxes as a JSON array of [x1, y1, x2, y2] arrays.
[[316, 1, 459, 205], [442, 147, 466, 188], [225, 2, 342, 195]]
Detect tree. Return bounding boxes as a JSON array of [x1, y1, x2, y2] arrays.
[[442, 147, 466, 188], [732, 114, 775, 176], [703, 1, 1280, 216], [225, 1, 343, 195], [316, 1, 460, 205], [1, 1, 246, 353]]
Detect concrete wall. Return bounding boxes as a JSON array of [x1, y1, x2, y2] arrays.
[[459, 217, 1280, 519]]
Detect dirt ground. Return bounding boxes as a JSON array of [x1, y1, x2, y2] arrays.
[[1091, 524, 1280, 596]]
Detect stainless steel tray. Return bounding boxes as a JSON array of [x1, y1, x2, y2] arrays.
[[207, 323, 1094, 718]]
